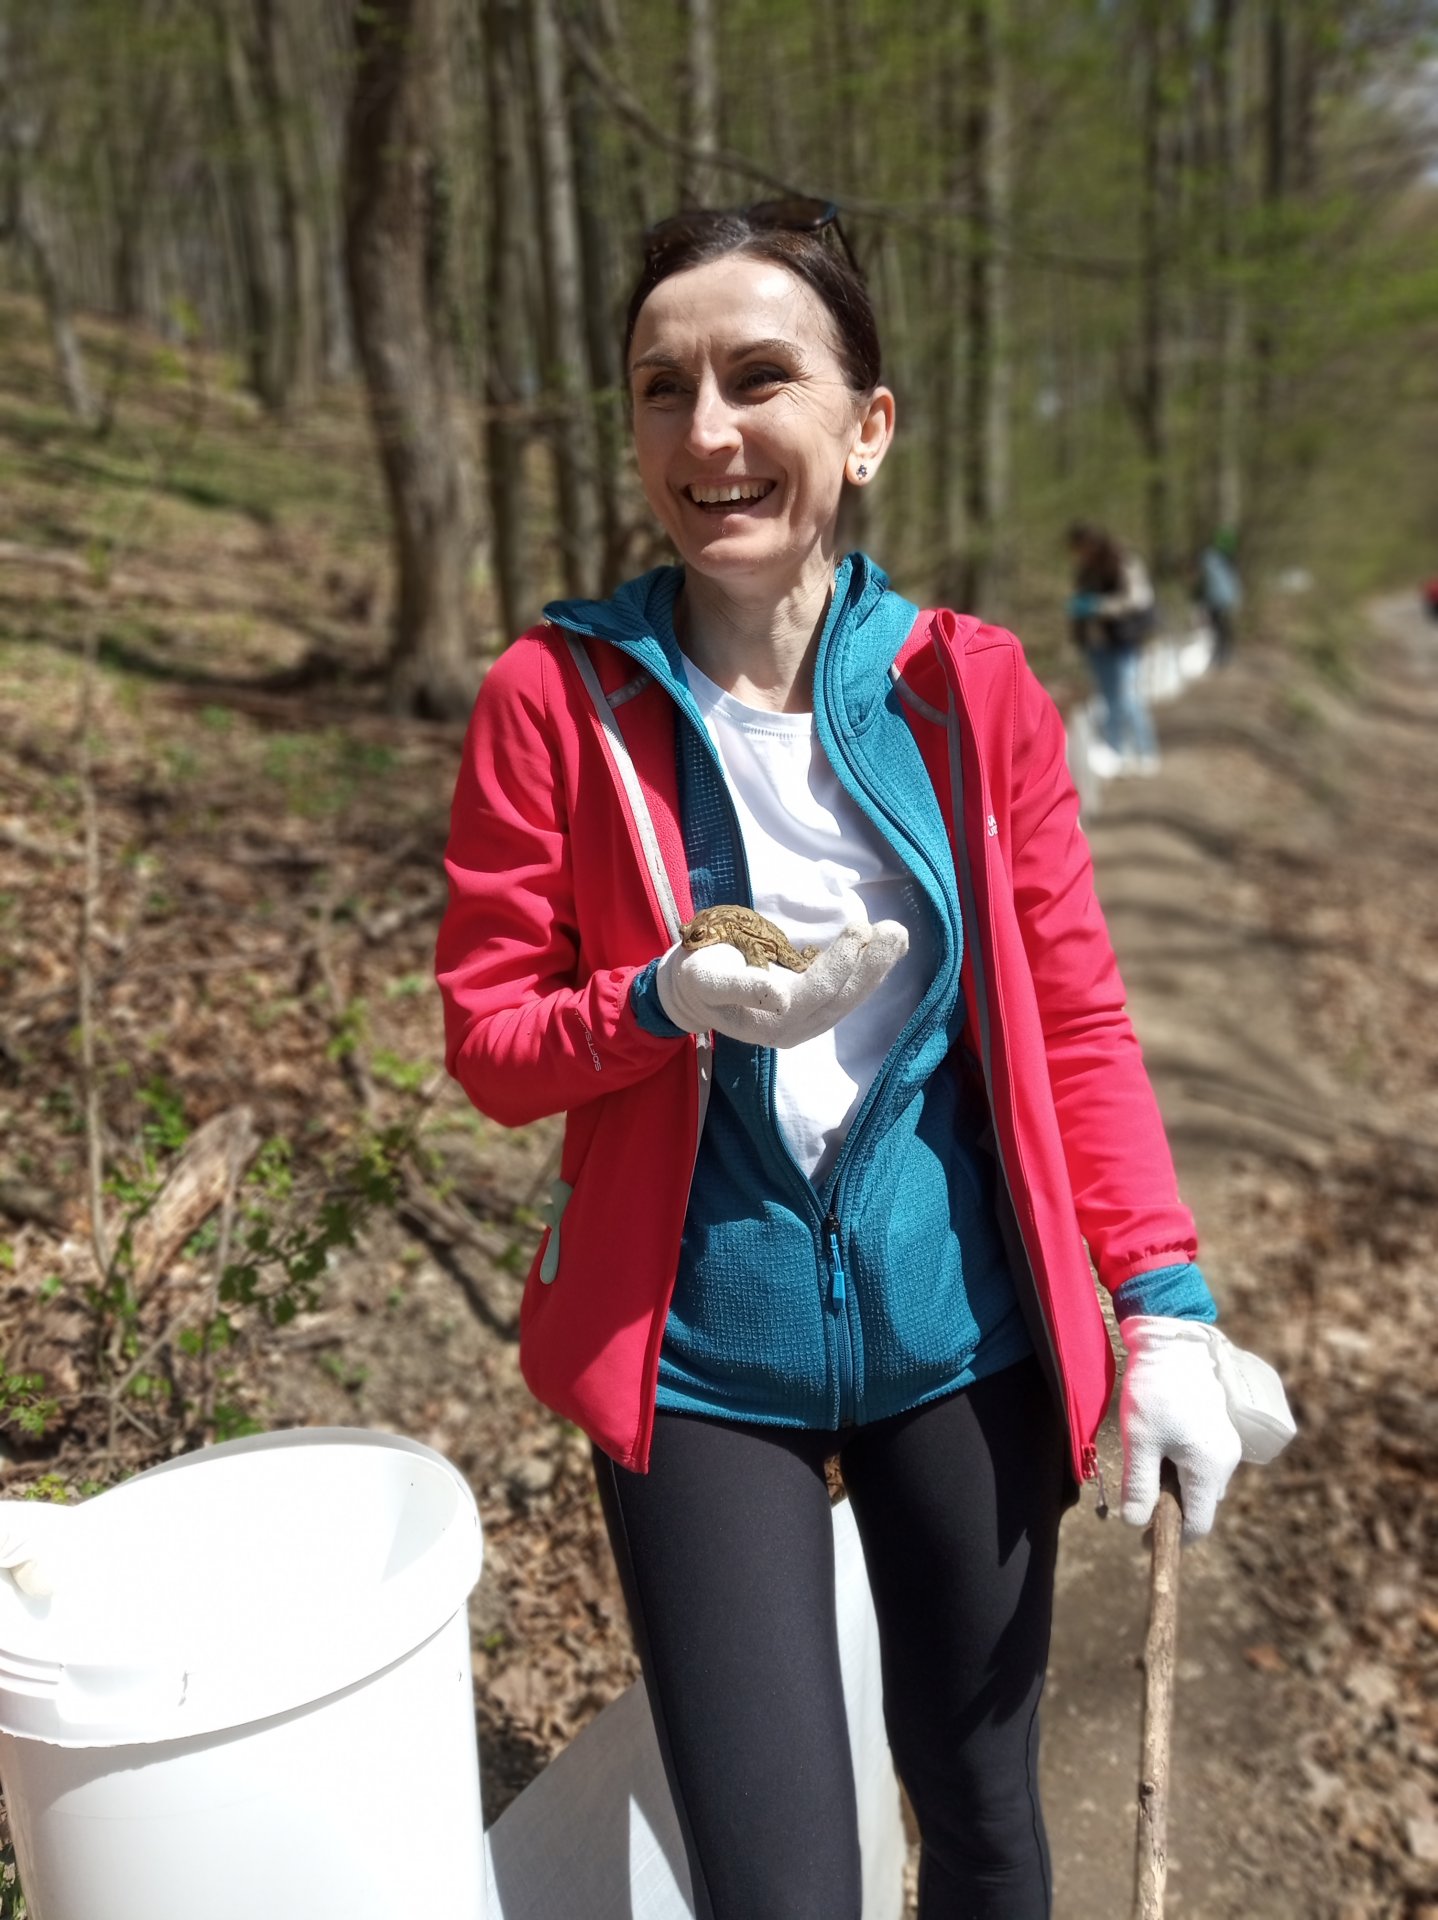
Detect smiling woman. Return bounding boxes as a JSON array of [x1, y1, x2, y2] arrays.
[[434, 201, 1292, 1920]]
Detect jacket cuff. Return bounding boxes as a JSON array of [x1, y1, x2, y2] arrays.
[[630, 957, 687, 1039], [1113, 1262, 1218, 1324]]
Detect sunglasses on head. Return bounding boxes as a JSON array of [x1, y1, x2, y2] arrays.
[[641, 195, 860, 275]]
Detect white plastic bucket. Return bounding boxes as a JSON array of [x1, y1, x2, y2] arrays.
[[0, 1427, 485, 1920]]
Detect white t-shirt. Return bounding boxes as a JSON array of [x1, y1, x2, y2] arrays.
[[682, 657, 936, 1182]]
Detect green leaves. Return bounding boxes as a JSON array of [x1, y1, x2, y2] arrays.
[[0, 1370, 58, 1441], [217, 1126, 408, 1330]]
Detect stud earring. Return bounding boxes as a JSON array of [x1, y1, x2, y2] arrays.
[[855, 462, 868, 478]]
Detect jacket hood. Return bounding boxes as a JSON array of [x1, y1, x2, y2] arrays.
[[543, 567, 686, 685]]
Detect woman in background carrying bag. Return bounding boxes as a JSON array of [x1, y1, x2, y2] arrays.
[[437, 202, 1292, 1920], [1067, 519, 1161, 775]]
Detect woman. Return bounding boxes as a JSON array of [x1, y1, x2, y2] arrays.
[[437, 203, 1288, 1920], [1067, 520, 1160, 773]]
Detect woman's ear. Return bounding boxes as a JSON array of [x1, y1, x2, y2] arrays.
[[846, 385, 896, 485]]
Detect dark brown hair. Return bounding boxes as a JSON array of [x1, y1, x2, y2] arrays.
[[1066, 521, 1124, 596], [623, 213, 882, 394]]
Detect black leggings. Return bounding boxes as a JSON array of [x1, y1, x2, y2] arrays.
[[594, 1356, 1075, 1920]]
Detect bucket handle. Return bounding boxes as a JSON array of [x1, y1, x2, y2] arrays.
[[0, 1499, 70, 1599]]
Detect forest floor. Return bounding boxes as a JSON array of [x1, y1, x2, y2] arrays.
[[0, 306, 1434, 1917]]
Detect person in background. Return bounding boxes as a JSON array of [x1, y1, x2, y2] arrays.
[[437, 204, 1293, 1920], [1066, 521, 1160, 775], [1195, 529, 1243, 664]]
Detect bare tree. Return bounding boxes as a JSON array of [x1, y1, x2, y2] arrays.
[[678, 0, 719, 207], [256, 0, 322, 407], [958, 0, 1010, 612], [346, 0, 480, 718], [214, 0, 287, 411], [1212, 0, 1245, 538], [0, 14, 98, 426], [529, 0, 601, 599], [483, 0, 532, 640], [1134, 0, 1172, 577]]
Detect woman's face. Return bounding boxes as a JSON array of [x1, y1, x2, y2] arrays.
[[627, 255, 889, 592]]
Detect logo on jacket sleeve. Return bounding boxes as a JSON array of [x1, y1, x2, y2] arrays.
[[986, 814, 999, 838]]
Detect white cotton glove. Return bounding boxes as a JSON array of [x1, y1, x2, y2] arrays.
[[655, 916, 909, 1050], [1119, 1316, 1244, 1543]]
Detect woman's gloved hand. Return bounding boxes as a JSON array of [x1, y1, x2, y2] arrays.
[[1119, 1315, 1243, 1543], [655, 917, 909, 1050]]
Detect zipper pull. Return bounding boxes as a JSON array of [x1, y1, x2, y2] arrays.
[[824, 1214, 847, 1307], [1082, 1444, 1110, 1519]]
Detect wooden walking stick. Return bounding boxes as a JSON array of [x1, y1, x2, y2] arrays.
[[1132, 1463, 1183, 1920]]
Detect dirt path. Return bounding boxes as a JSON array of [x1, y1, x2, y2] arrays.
[[1042, 596, 1438, 1919]]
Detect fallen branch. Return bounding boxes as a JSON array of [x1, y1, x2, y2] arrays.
[[108, 1108, 256, 1410], [123, 1106, 258, 1295]]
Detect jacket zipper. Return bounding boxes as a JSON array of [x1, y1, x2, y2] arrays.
[[808, 628, 964, 1433], [824, 1213, 857, 1426]]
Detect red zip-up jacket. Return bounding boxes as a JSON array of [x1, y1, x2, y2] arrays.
[[436, 608, 1198, 1478]]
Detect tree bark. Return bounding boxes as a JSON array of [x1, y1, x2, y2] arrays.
[[1249, 0, 1289, 556], [1212, 0, 1244, 540], [958, 0, 1009, 613], [592, 0, 650, 238], [483, 0, 532, 640], [256, 0, 322, 408], [17, 167, 100, 427], [568, 19, 627, 592], [529, 0, 601, 599], [928, 10, 965, 605], [831, 0, 875, 559], [0, 18, 98, 427], [678, 0, 719, 207], [215, 0, 287, 412], [1135, 0, 1171, 578], [345, 0, 480, 718]]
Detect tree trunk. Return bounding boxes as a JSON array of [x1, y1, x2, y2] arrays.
[[928, 10, 965, 605], [1212, 0, 1244, 540], [593, 0, 649, 238], [832, 0, 875, 558], [958, 0, 1009, 614], [18, 169, 99, 427], [1135, 1, 1171, 578], [346, 0, 480, 718], [679, 0, 719, 207], [568, 22, 627, 592], [1249, 0, 1288, 557], [483, 0, 532, 640], [529, 0, 601, 599], [256, 0, 322, 408], [215, 0, 287, 412], [0, 19, 98, 427]]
